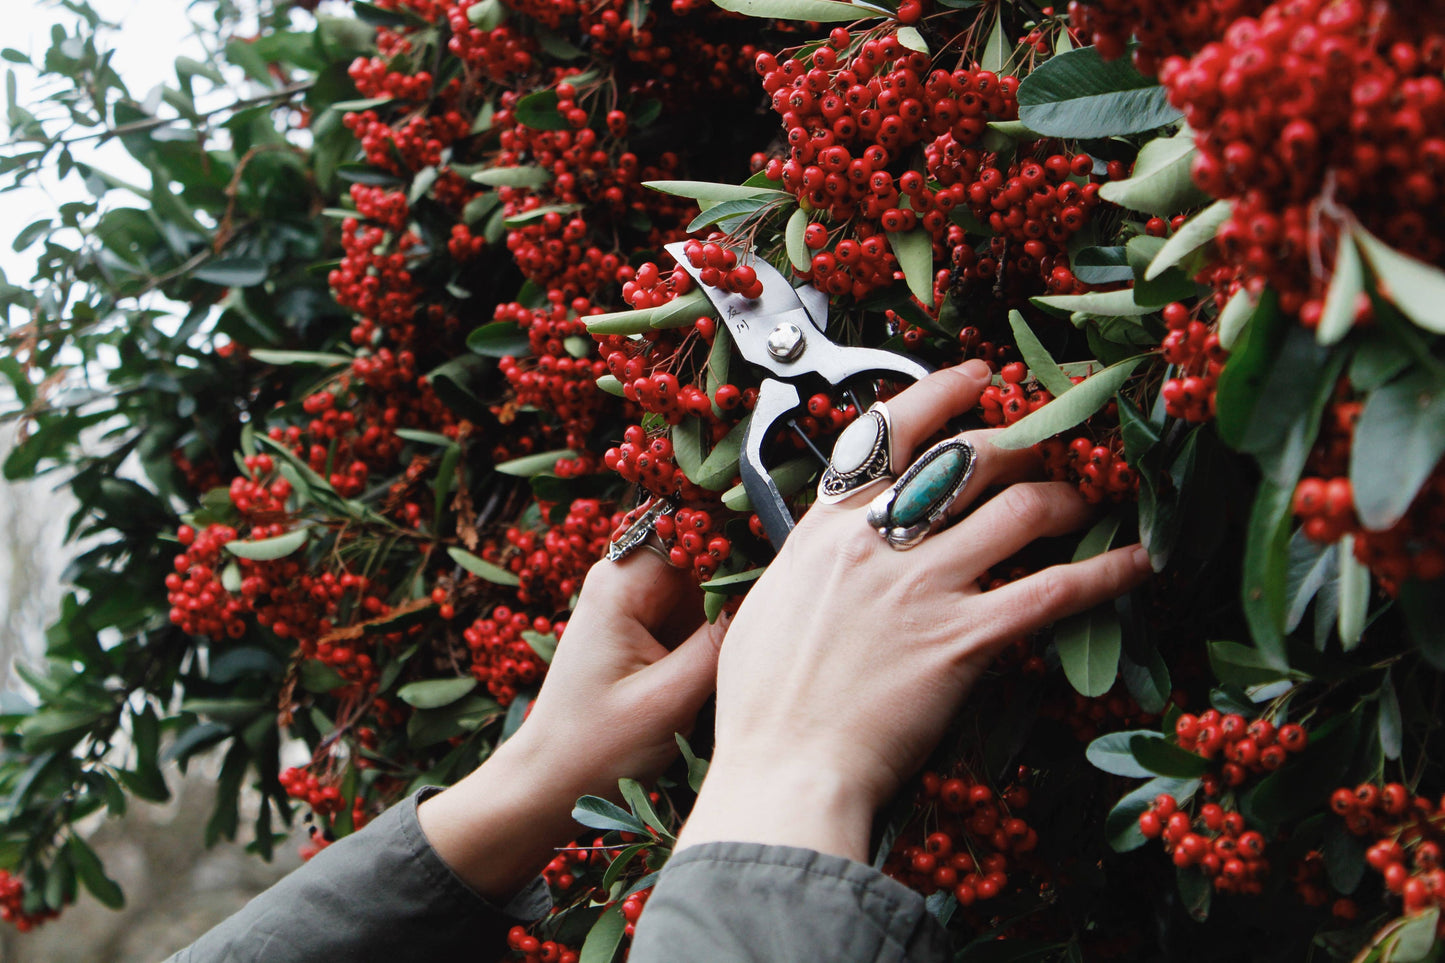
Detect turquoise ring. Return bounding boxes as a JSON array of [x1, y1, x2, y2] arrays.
[[865, 436, 977, 550]]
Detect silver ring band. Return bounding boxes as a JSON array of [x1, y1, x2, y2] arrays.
[[866, 436, 977, 550], [818, 401, 896, 504]]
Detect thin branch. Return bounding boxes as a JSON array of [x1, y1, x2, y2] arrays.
[[14, 80, 315, 150]]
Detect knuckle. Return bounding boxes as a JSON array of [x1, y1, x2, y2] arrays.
[[1028, 567, 1079, 618], [998, 483, 1052, 528]]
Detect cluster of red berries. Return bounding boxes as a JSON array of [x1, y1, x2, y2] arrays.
[[978, 361, 1059, 427], [1336, 782, 1445, 931], [506, 925, 579, 963], [620, 259, 695, 311], [947, 151, 1106, 302], [0, 870, 56, 932], [1037, 433, 1138, 505], [1067, 0, 1272, 73], [656, 506, 732, 580], [1290, 850, 1359, 920], [166, 523, 247, 638], [505, 498, 614, 607], [679, 240, 764, 299], [883, 771, 1036, 906], [342, 104, 470, 175], [604, 424, 709, 501], [757, 28, 1026, 299], [1041, 683, 1164, 743], [1174, 711, 1309, 792], [463, 607, 556, 705], [279, 767, 347, 817], [1294, 388, 1445, 590], [1161, 0, 1445, 325], [496, 297, 611, 453], [1159, 301, 1228, 423], [1138, 795, 1270, 894]]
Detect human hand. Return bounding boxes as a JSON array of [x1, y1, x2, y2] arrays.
[[420, 548, 723, 899], [676, 360, 1153, 861]]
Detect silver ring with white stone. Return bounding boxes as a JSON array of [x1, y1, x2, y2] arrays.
[[865, 436, 977, 550], [818, 402, 897, 504]]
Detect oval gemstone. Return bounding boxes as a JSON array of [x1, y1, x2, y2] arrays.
[[831, 413, 882, 474], [891, 447, 968, 527]]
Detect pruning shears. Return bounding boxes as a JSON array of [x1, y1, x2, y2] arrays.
[[663, 241, 931, 550]]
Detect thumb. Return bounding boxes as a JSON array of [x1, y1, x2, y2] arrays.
[[633, 612, 727, 719]]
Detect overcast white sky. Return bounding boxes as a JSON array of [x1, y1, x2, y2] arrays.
[[1, 0, 209, 287]]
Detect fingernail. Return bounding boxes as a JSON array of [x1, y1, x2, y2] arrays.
[[960, 359, 992, 382], [1131, 545, 1152, 572]]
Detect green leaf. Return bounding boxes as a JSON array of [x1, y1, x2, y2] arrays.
[[1129, 734, 1209, 778], [572, 795, 648, 834], [1071, 246, 1134, 285], [1386, 907, 1440, 962], [193, 257, 269, 287], [1317, 234, 1365, 346], [579, 901, 627, 963], [495, 449, 577, 477], [694, 416, 750, 491], [1214, 288, 1284, 448], [708, 0, 864, 21], [1145, 200, 1232, 282], [395, 429, 454, 446], [698, 567, 764, 593], [1354, 226, 1445, 335], [225, 528, 309, 561], [1177, 866, 1212, 922], [1207, 640, 1295, 688], [687, 197, 770, 232], [1085, 730, 1158, 778], [299, 659, 347, 694], [1055, 604, 1121, 698], [672, 418, 706, 483], [1244, 710, 1361, 827], [67, 835, 124, 909], [1284, 532, 1338, 633], [472, 166, 552, 188], [1098, 128, 1208, 216], [1336, 534, 1371, 651], [1214, 288, 1255, 352], [503, 203, 583, 227], [992, 357, 1143, 450], [597, 374, 625, 397], [896, 25, 929, 54], [18, 707, 104, 752], [1016, 45, 1182, 138], [397, 677, 478, 709], [644, 180, 790, 203], [675, 733, 710, 792], [1400, 579, 1445, 669], [619, 777, 673, 840], [721, 457, 816, 511], [514, 89, 571, 130], [1007, 310, 1074, 398], [1379, 670, 1403, 761], [467, 321, 532, 358], [247, 349, 352, 366], [1350, 370, 1445, 530], [650, 288, 713, 330], [1031, 289, 1156, 319], [980, 3, 1008, 72], [885, 227, 935, 307], [785, 208, 811, 272], [1242, 480, 1294, 670], [522, 630, 558, 664], [466, 0, 508, 28], [586, 306, 660, 335], [1120, 648, 1171, 714]]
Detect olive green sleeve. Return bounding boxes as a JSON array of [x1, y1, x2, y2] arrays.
[[161, 788, 548, 963], [629, 842, 950, 963]]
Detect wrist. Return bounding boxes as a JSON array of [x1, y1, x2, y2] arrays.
[[676, 749, 876, 863], [417, 731, 587, 901]]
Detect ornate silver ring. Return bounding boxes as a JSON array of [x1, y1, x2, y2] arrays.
[[606, 499, 678, 564], [865, 436, 977, 550], [818, 402, 897, 504]]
